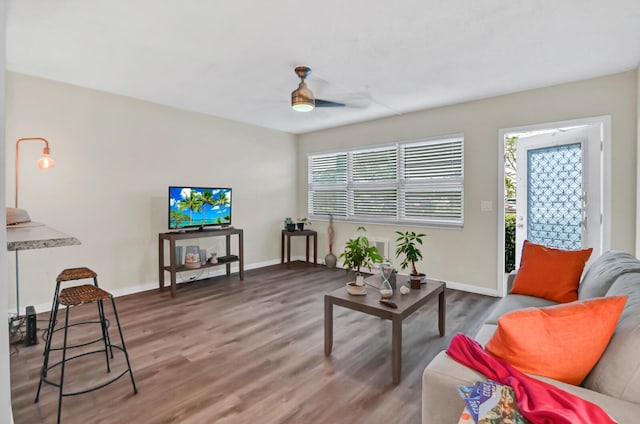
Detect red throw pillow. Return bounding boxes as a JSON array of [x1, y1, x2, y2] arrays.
[[510, 240, 593, 303], [485, 296, 626, 385]]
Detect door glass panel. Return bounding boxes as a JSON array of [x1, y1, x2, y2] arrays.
[[527, 143, 582, 249]]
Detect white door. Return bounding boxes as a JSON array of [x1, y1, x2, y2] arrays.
[[515, 125, 602, 267]]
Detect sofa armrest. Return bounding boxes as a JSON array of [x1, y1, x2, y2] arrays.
[[423, 350, 640, 424], [422, 351, 486, 423]]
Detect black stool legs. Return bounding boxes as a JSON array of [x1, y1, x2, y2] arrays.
[[110, 296, 138, 394]]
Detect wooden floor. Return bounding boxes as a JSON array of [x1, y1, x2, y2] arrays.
[[10, 263, 498, 424]]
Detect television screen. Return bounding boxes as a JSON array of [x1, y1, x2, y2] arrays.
[[168, 186, 232, 230]]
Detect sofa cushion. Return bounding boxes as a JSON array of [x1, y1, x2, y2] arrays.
[[511, 240, 592, 303], [579, 250, 640, 299], [582, 273, 640, 402], [485, 294, 557, 325], [485, 296, 626, 385], [474, 323, 498, 345]]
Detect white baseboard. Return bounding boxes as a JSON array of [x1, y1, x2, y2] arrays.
[[392, 272, 501, 297], [13, 260, 499, 316], [12, 258, 285, 316], [442, 279, 500, 297]]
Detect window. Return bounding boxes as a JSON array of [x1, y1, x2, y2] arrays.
[[308, 135, 464, 227]]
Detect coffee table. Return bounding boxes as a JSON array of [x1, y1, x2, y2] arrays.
[[324, 274, 446, 384]]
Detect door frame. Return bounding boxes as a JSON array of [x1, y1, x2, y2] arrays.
[[497, 115, 611, 297]]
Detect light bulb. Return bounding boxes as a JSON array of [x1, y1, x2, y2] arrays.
[[38, 153, 55, 170], [292, 102, 315, 112]]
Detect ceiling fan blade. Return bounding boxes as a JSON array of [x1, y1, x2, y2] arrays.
[[315, 98, 346, 108]]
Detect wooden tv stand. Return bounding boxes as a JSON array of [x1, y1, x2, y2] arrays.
[[158, 228, 244, 297]]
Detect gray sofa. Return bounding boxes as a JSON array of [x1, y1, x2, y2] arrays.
[[422, 251, 640, 424]]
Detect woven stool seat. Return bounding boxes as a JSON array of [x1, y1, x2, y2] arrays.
[[44, 268, 101, 347], [59, 285, 111, 306], [57, 267, 98, 282]]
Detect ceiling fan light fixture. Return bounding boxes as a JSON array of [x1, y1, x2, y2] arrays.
[[291, 82, 315, 112], [292, 98, 315, 112]]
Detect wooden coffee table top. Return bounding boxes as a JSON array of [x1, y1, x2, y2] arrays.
[[325, 274, 445, 320]]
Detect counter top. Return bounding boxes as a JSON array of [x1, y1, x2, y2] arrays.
[[7, 223, 81, 251]]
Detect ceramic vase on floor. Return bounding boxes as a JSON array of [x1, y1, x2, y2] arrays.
[[325, 214, 337, 268], [325, 252, 337, 268]]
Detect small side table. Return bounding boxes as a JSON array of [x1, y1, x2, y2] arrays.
[[281, 229, 317, 268]]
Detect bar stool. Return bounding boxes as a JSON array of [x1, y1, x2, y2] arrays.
[[35, 274, 138, 424], [42, 267, 101, 351]]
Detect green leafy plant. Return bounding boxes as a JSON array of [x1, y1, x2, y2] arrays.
[[296, 217, 311, 230], [395, 230, 426, 275], [505, 213, 516, 272], [340, 226, 383, 274]]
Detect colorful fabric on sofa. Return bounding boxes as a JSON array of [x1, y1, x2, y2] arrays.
[[447, 333, 616, 424]]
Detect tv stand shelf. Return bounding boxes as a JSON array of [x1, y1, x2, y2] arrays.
[[162, 259, 239, 274], [158, 228, 244, 297]]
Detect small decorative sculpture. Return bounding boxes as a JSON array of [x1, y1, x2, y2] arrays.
[[379, 261, 394, 298], [184, 245, 201, 269]]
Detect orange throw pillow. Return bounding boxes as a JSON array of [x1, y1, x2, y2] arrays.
[[485, 296, 626, 385], [510, 240, 593, 303]]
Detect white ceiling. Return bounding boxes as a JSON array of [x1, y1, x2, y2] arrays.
[[6, 1, 640, 135]]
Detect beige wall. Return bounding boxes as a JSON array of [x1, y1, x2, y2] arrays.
[[298, 71, 638, 293], [637, 65, 640, 255], [5, 72, 297, 311], [1, 0, 14, 421]]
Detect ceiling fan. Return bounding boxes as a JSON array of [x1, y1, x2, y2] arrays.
[[291, 66, 346, 112]]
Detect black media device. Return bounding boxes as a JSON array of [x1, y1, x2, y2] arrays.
[[25, 305, 38, 346], [217, 255, 238, 263]]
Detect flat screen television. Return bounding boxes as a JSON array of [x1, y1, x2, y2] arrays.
[[168, 186, 232, 230]]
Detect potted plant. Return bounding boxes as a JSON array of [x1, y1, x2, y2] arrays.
[[284, 217, 296, 232], [340, 226, 383, 284], [297, 217, 311, 231], [395, 230, 426, 289]]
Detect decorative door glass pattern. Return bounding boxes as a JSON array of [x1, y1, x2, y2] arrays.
[[527, 143, 582, 249]]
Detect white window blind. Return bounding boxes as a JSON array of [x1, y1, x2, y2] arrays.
[[308, 136, 464, 227]]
